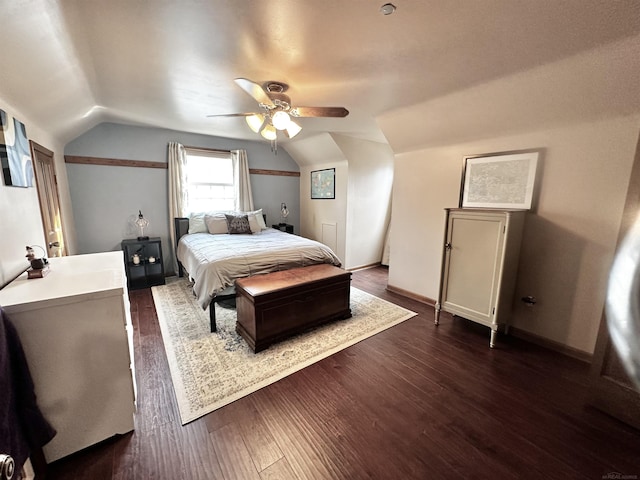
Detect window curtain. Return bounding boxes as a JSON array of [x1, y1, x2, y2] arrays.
[[231, 149, 254, 211], [168, 142, 188, 273]]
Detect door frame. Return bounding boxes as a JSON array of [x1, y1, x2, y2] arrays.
[[30, 141, 67, 257]]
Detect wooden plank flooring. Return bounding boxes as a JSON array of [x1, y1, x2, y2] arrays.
[[47, 266, 640, 479]]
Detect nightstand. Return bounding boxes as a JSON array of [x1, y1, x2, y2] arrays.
[[272, 223, 294, 234], [121, 237, 165, 289]]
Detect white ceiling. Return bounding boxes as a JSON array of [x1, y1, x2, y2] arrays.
[[1, 0, 639, 146]]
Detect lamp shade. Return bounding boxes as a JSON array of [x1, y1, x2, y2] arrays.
[[246, 114, 265, 133], [272, 110, 290, 130], [260, 123, 277, 140], [285, 120, 302, 138]]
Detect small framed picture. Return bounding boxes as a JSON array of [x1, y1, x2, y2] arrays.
[[460, 150, 539, 209], [311, 168, 335, 199]]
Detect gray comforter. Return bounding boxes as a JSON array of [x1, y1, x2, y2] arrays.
[[176, 228, 342, 309]]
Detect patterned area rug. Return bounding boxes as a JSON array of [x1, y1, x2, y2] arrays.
[[151, 278, 417, 424]]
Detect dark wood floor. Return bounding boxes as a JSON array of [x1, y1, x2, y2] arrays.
[[47, 266, 640, 479]]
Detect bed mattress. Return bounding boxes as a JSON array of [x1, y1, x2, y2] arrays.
[[176, 228, 342, 309]]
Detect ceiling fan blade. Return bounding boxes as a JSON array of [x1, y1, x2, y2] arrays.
[[234, 78, 275, 107], [290, 106, 349, 118], [206, 113, 259, 117]]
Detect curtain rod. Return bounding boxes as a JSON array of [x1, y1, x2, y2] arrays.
[[183, 145, 231, 154]]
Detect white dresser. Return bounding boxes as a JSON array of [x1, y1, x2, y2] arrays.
[[435, 208, 526, 348], [0, 252, 136, 462]]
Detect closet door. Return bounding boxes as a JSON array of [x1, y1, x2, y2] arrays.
[[588, 134, 640, 428], [589, 315, 640, 429]]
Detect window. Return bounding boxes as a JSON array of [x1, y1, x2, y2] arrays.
[[184, 147, 235, 213]]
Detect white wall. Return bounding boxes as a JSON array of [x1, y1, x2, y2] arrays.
[[388, 117, 638, 353], [299, 160, 348, 266], [0, 97, 74, 287], [287, 133, 394, 270], [332, 134, 394, 269], [288, 133, 349, 265], [379, 34, 640, 354]]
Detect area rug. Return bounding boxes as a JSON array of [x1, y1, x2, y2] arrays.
[[151, 278, 417, 424]]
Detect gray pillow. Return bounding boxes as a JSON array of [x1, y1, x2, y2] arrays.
[[205, 213, 229, 234], [225, 214, 252, 234]]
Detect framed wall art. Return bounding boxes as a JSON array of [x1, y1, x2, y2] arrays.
[[311, 168, 335, 199], [1, 109, 34, 187], [460, 150, 539, 210]]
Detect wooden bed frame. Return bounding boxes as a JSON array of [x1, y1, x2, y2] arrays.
[[174, 217, 189, 277], [173, 215, 266, 333]]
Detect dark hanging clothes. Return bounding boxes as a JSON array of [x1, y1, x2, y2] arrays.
[[0, 306, 56, 469]]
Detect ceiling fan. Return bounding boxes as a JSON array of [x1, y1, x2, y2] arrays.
[[207, 78, 349, 142]]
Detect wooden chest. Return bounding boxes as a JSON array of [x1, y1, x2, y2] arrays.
[[235, 264, 352, 352]]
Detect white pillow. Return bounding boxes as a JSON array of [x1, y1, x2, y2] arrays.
[[247, 214, 261, 234], [188, 212, 208, 234], [205, 213, 229, 234], [245, 209, 267, 231], [256, 209, 267, 230]]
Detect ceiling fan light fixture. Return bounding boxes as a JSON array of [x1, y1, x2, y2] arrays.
[[260, 123, 277, 140], [285, 120, 302, 138], [210, 78, 347, 147], [245, 114, 265, 133], [272, 110, 290, 130]]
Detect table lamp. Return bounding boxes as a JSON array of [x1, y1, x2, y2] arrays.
[[280, 203, 289, 226], [135, 210, 149, 240]]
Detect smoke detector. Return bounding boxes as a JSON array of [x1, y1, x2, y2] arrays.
[[380, 3, 396, 15]]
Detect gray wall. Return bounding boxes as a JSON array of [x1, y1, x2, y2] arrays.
[[64, 123, 300, 273]]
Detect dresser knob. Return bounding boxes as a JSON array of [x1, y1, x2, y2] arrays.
[[0, 454, 15, 480]]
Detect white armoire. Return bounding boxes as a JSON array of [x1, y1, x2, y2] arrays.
[[435, 208, 526, 347]]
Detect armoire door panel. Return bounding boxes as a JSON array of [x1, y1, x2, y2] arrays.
[[443, 216, 504, 321]]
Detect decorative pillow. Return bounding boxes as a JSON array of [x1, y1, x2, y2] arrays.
[[205, 213, 229, 234], [225, 214, 252, 234], [188, 212, 208, 234]]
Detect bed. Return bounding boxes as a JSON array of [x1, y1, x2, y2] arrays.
[[174, 214, 342, 331]]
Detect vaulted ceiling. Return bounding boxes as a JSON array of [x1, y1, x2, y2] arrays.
[[2, 0, 639, 145]]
